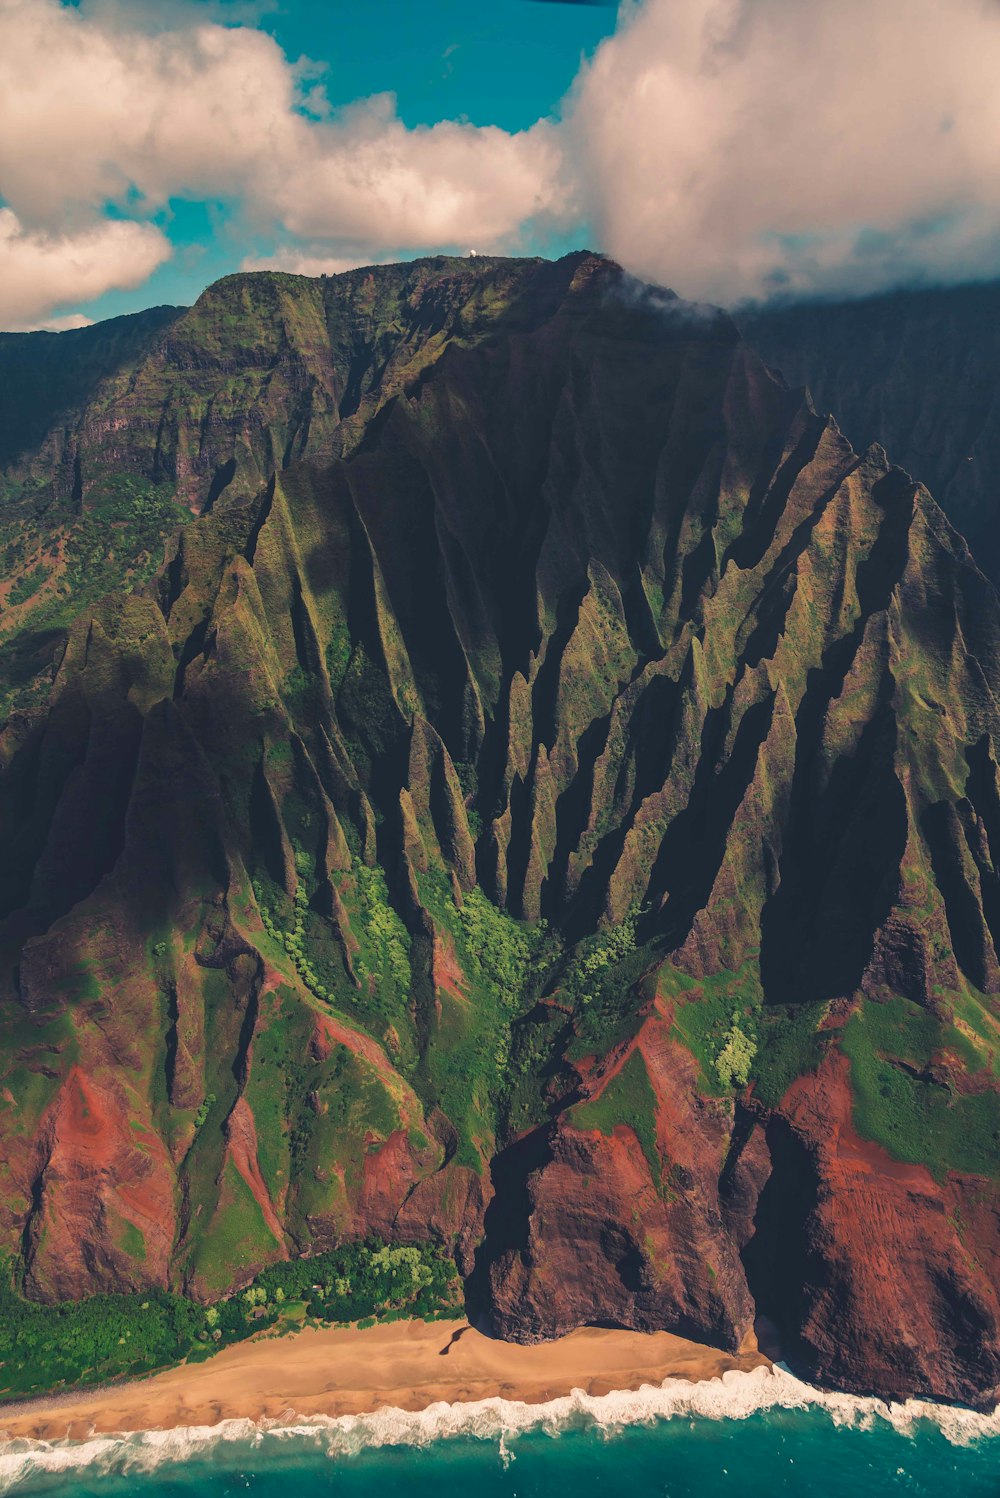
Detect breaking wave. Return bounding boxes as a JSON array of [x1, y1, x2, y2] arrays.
[[1, 1363, 998, 1493]]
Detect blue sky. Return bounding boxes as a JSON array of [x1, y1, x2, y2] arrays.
[[3, 0, 1000, 330]]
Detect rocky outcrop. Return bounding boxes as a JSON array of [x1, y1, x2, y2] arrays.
[[480, 1021, 754, 1350]]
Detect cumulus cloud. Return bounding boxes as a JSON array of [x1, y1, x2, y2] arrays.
[[268, 96, 565, 250], [0, 0, 567, 326], [6, 0, 1000, 326], [0, 2, 298, 223], [567, 0, 1000, 303], [0, 209, 170, 330]]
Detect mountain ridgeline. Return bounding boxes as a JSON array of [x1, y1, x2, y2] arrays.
[[740, 279, 1000, 587], [2, 253, 1000, 1408]]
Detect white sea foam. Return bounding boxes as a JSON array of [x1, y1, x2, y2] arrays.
[[0, 1363, 998, 1493]]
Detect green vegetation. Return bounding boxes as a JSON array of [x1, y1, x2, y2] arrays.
[[0, 474, 185, 631], [841, 997, 1000, 1180], [8, 561, 52, 606], [667, 962, 762, 1094], [564, 910, 652, 1060], [231, 986, 406, 1238], [666, 964, 831, 1103], [566, 908, 638, 1002], [193, 1093, 216, 1130], [417, 872, 549, 1169], [0, 1240, 461, 1402], [279, 854, 416, 1031], [191, 1158, 284, 1298], [253, 847, 356, 1007], [0, 469, 189, 715], [948, 986, 1000, 1077], [0, 1279, 205, 1400], [325, 621, 352, 690], [355, 864, 413, 994], [751, 1003, 828, 1108], [715, 1020, 756, 1088], [570, 1049, 663, 1190], [252, 1241, 460, 1323], [457, 887, 535, 1012], [282, 664, 318, 716]]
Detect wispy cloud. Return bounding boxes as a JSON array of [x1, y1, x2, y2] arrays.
[[240, 249, 393, 277]]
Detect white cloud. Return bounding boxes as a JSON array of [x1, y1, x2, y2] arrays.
[[0, 0, 567, 326], [269, 96, 566, 251], [36, 313, 97, 333], [0, 209, 170, 330], [6, 0, 1000, 326], [241, 249, 392, 277], [0, 1, 309, 223], [566, 0, 1000, 303]]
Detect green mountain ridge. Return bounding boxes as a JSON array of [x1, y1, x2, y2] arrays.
[[1, 252, 999, 1408], [740, 280, 1000, 586]]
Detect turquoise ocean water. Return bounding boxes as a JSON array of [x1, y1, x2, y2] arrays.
[[3, 1367, 1000, 1497]]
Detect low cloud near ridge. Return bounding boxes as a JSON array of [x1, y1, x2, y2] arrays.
[[3, 0, 1000, 325], [569, 0, 1000, 304]]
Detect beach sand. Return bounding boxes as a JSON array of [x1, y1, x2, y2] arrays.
[[0, 1320, 769, 1443]]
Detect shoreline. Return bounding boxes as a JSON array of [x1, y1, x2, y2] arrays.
[[0, 1319, 768, 1443]]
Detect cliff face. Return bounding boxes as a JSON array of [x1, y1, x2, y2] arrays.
[[740, 281, 1000, 585], [2, 253, 1000, 1407]]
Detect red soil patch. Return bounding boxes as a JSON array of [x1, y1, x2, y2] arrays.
[[784, 1050, 936, 1188], [310, 1012, 397, 1083], [53, 1067, 118, 1165], [224, 1096, 287, 1249], [433, 931, 469, 1002]]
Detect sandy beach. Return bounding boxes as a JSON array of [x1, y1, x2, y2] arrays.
[[0, 1320, 769, 1443]]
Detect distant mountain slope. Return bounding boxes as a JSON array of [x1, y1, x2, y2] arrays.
[[1, 254, 1000, 1408], [0, 306, 185, 471], [0, 305, 188, 717], [740, 282, 1000, 584]]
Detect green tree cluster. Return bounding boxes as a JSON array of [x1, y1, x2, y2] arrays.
[[0, 1239, 461, 1403], [714, 1020, 757, 1089]]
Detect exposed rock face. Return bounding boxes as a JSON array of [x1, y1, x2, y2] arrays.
[[740, 1054, 1000, 1408], [1, 252, 999, 1405], [0, 305, 183, 474], [740, 280, 1000, 585], [479, 1017, 754, 1350]]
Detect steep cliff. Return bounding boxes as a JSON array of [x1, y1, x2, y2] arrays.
[[2, 253, 999, 1407], [740, 281, 1000, 585]]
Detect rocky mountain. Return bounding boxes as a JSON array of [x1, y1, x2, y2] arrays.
[[2, 252, 1000, 1408], [740, 281, 1000, 585]]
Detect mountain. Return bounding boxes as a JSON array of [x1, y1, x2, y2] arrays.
[[0, 306, 185, 475], [1, 252, 1000, 1408], [740, 281, 1000, 585]]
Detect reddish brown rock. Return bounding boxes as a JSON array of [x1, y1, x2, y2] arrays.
[[483, 1023, 753, 1351], [745, 1053, 1000, 1407], [24, 1067, 176, 1300]]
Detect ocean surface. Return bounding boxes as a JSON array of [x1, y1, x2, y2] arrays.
[[2, 1366, 1000, 1498]]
